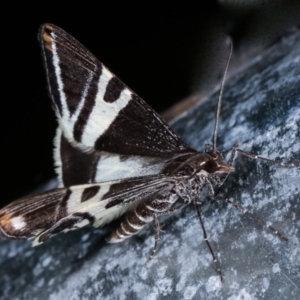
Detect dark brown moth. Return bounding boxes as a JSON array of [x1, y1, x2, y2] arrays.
[[0, 24, 298, 283]]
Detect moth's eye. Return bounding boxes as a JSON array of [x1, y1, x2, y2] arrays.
[[204, 160, 218, 173]]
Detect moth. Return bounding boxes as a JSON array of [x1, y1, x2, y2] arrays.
[[0, 24, 298, 282]]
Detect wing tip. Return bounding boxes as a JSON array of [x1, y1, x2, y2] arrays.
[[0, 213, 28, 240], [38, 23, 56, 51]]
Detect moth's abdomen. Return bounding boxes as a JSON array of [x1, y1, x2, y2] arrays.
[[107, 190, 178, 243], [106, 203, 153, 243]]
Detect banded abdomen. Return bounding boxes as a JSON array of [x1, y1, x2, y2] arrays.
[[106, 189, 178, 243]]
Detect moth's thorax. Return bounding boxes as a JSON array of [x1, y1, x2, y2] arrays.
[[174, 151, 235, 178]]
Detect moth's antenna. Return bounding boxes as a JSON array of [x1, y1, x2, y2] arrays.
[[212, 41, 233, 153]]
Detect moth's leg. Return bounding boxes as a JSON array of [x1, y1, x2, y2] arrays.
[[193, 199, 224, 283], [144, 214, 162, 265], [143, 189, 186, 264], [37, 212, 94, 243], [147, 197, 194, 262], [204, 177, 216, 199], [237, 149, 300, 167], [208, 188, 288, 241], [214, 196, 289, 241], [209, 188, 289, 241], [174, 176, 224, 281], [145, 184, 207, 265]]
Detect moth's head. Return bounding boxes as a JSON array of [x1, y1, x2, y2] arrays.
[[188, 151, 235, 175]]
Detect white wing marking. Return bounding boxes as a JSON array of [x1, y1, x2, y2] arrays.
[[70, 71, 94, 125], [67, 183, 111, 215], [53, 127, 63, 187], [11, 216, 27, 230], [51, 36, 68, 119], [81, 70, 132, 147], [95, 154, 166, 182]]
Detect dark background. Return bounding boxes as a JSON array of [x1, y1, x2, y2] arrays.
[[1, 1, 299, 206]]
